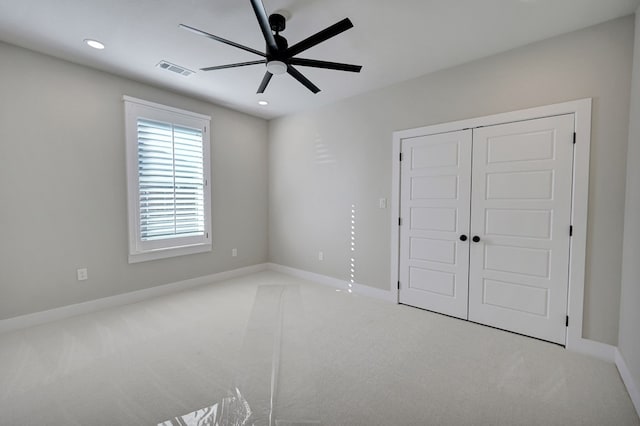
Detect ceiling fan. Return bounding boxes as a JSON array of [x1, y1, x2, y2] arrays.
[[179, 0, 362, 94]]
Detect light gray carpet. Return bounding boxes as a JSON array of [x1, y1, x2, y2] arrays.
[[0, 271, 638, 425]]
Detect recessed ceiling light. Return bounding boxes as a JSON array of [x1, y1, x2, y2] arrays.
[[84, 39, 105, 50], [258, 100, 269, 106]]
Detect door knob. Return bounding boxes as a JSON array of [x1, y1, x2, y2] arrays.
[[472, 236, 481, 243], [459, 235, 468, 241]]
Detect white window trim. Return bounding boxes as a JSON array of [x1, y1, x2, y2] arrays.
[[123, 96, 212, 263]]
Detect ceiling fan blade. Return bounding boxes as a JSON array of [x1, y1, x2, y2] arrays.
[[201, 60, 266, 71], [287, 65, 320, 94], [288, 58, 362, 73], [249, 0, 278, 54], [286, 18, 354, 58], [257, 71, 273, 93], [179, 24, 265, 57]]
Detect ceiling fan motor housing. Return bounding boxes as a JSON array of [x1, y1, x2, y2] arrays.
[[269, 13, 286, 33]]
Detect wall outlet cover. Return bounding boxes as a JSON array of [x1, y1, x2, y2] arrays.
[[77, 268, 88, 281]]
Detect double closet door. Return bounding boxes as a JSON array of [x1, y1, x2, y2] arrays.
[[398, 114, 574, 345]]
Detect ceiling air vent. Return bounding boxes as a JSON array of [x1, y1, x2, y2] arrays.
[[156, 60, 194, 77]]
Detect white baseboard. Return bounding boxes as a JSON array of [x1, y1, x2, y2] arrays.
[[615, 348, 640, 417], [267, 263, 396, 303], [0, 263, 268, 335], [566, 334, 616, 362]]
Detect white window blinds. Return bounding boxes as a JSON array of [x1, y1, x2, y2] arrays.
[[124, 96, 211, 263], [137, 118, 205, 241]]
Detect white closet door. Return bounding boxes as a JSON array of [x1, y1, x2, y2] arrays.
[[468, 114, 574, 345], [399, 130, 472, 319]]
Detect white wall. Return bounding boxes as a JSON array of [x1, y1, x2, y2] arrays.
[[0, 42, 269, 320], [619, 8, 640, 401], [269, 16, 634, 346]]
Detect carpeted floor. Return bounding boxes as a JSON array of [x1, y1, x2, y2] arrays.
[[0, 270, 638, 425]]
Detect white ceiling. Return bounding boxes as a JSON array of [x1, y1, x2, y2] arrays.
[[0, 0, 638, 119]]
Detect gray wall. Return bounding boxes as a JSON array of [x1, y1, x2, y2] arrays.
[[619, 8, 640, 398], [269, 16, 634, 346], [0, 42, 269, 320]]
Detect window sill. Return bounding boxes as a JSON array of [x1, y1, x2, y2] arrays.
[[128, 243, 212, 264]]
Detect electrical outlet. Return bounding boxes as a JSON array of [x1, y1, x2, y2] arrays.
[[379, 198, 387, 209], [77, 268, 88, 281], [318, 251, 324, 261], [232, 248, 237, 257]]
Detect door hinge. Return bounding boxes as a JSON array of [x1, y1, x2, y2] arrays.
[[399, 152, 403, 162], [397, 281, 400, 290], [569, 225, 573, 237], [573, 132, 576, 144], [566, 315, 569, 327], [398, 217, 402, 226]]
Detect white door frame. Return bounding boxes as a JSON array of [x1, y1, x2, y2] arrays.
[[390, 98, 597, 354]]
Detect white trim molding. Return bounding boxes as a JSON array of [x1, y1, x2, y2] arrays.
[[0, 264, 268, 335], [390, 138, 402, 303], [570, 338, 615, 362], [268, 263, 397, 303], [122, 95, 211, 121], [391, 98, 594, 354], [616, 348, 640, 417]]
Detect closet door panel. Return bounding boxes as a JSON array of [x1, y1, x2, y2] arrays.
[[468, 114, 574, 345], [399, 130, 472, 319]]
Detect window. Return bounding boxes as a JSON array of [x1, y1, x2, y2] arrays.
[[124, 96, 211, 263]]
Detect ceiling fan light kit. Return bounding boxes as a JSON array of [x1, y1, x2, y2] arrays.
[[266, 60, 287, 75], [180, 0, 362, 94]]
